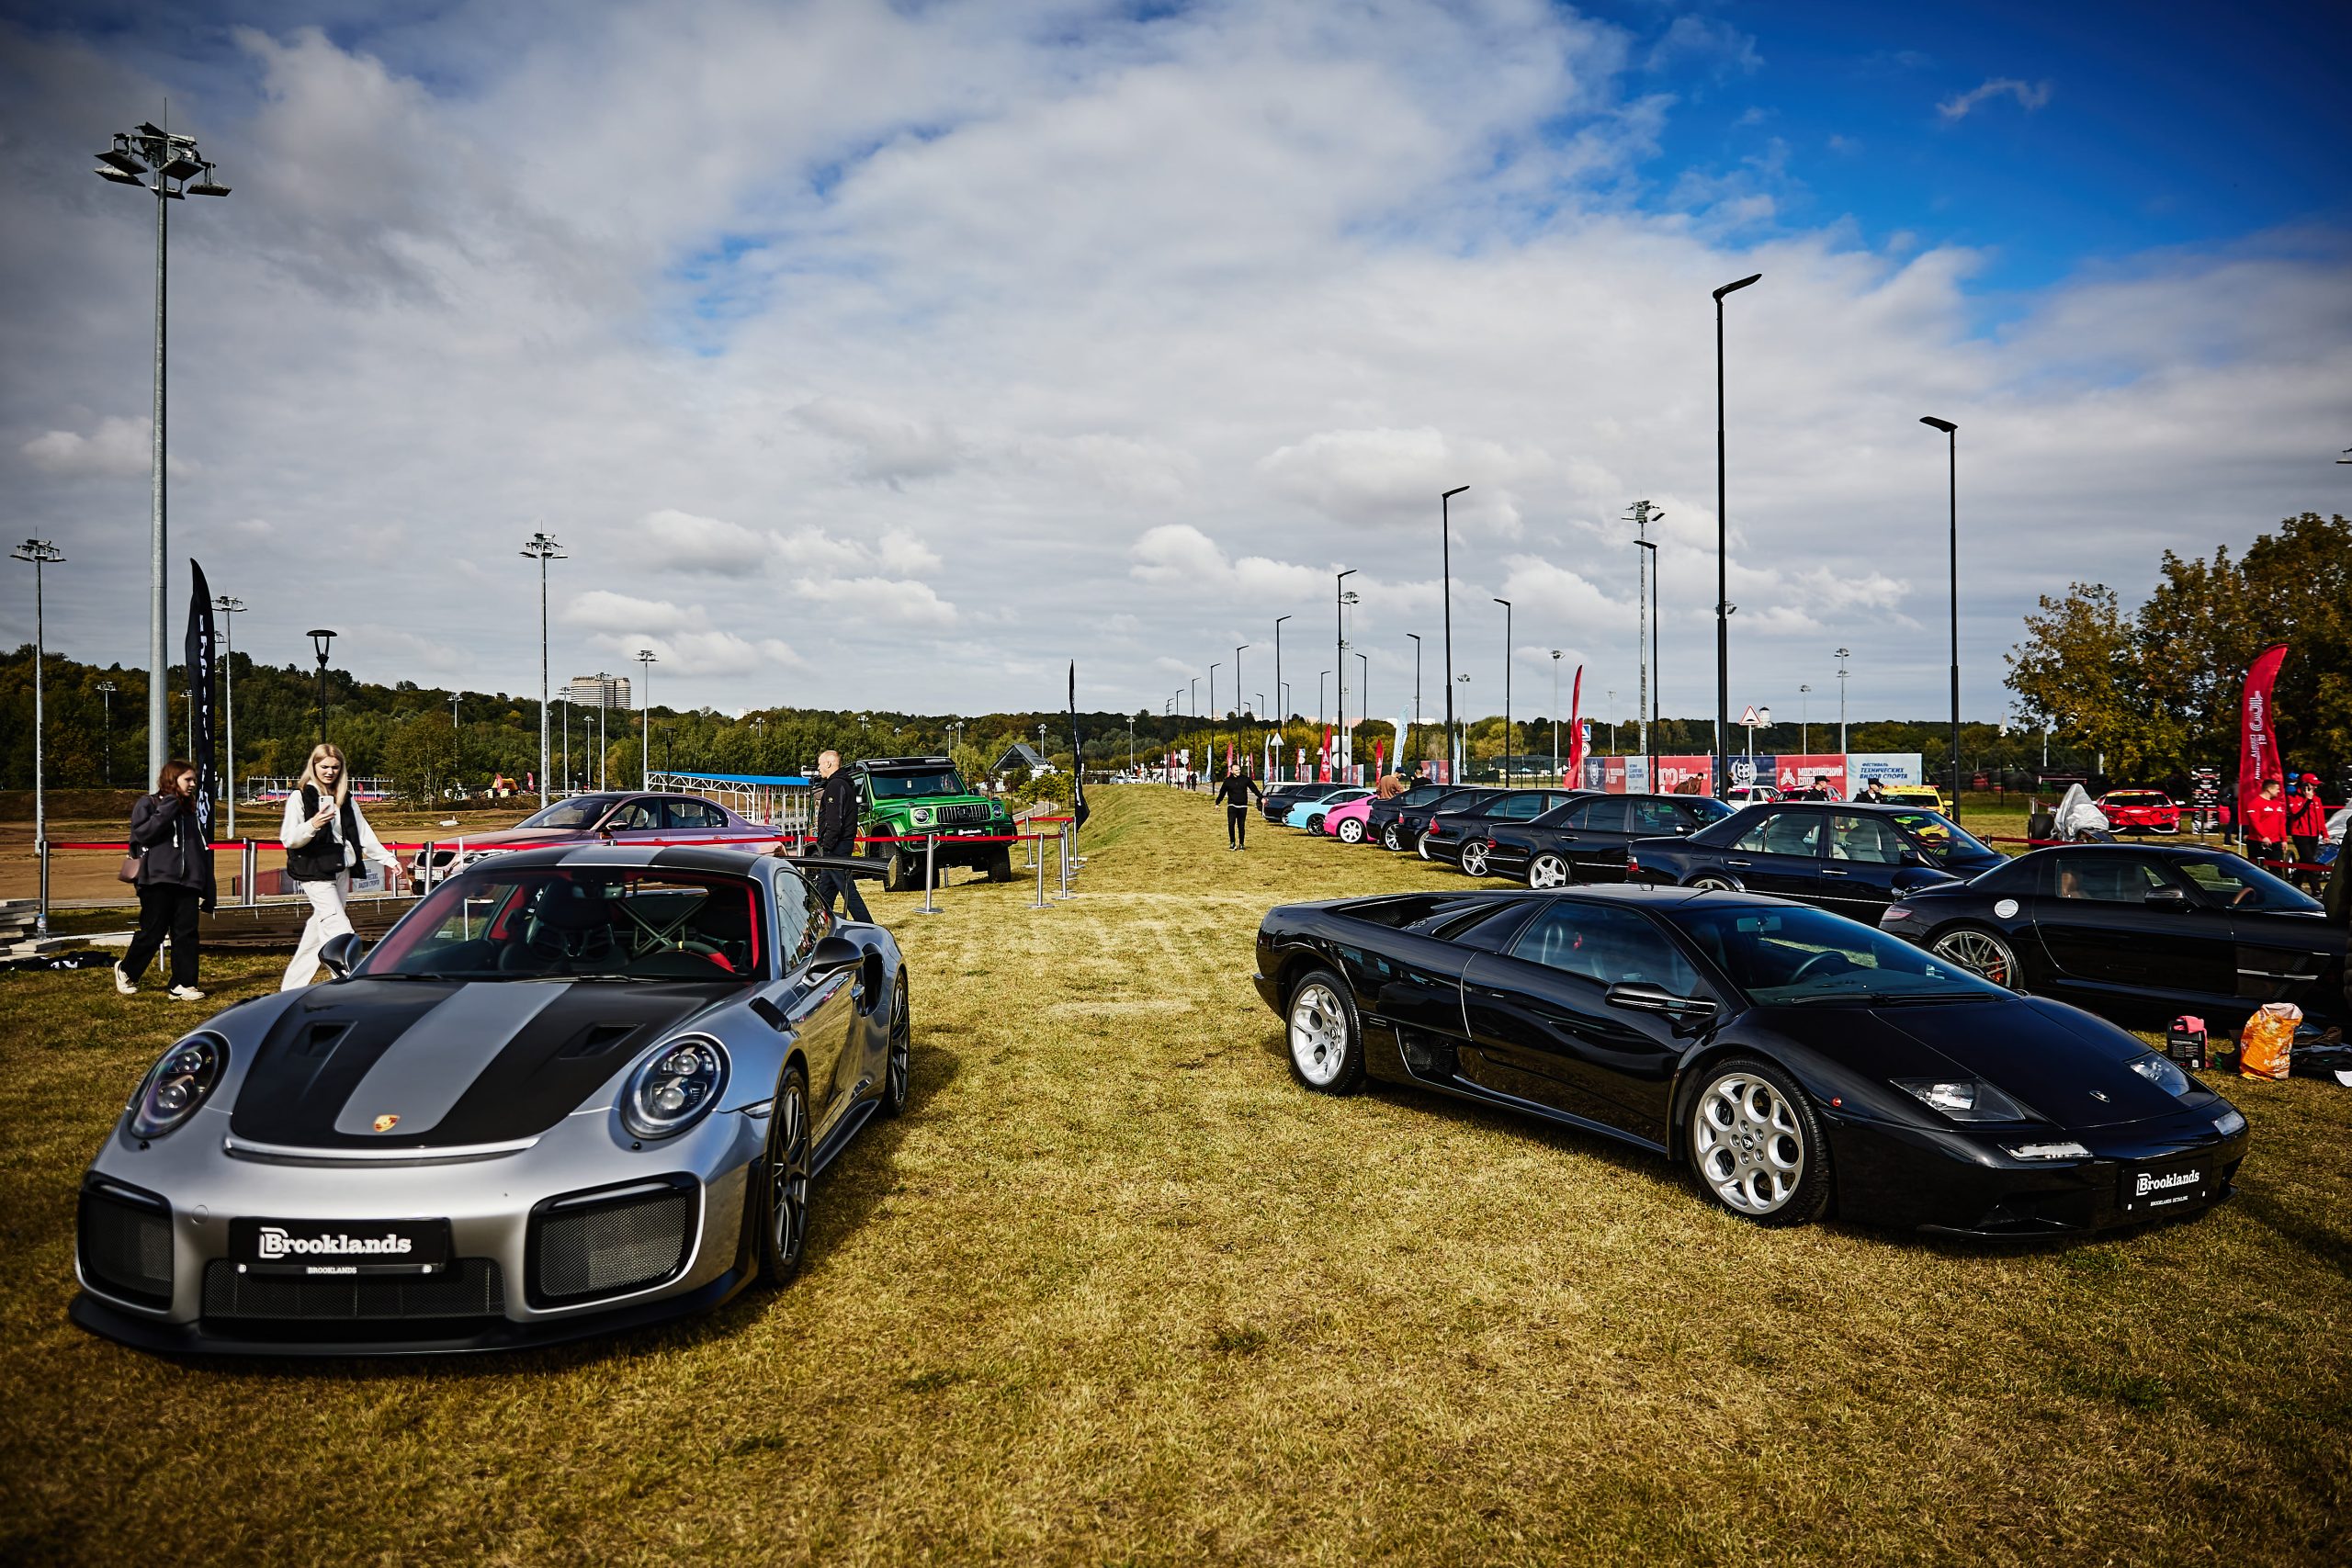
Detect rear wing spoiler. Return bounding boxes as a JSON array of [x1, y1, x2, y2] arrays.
[[775, 852, 888, 881]]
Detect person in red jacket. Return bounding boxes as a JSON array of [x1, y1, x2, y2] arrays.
[[2287, 773, 2327, 866], [2245, 776, 2290, 864]]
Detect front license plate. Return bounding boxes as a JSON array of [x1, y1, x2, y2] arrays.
[[228, 1217, 452, 1275], [2119, 1157, 2213, 1215]]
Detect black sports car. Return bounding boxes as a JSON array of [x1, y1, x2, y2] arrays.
[[1467, 792, 1735, 885], [1420, 788, 1580, 868], [1880, 843, 2346, 1027], [1626, 801, 2006, 921], [1255, 886, 2247, 1235]]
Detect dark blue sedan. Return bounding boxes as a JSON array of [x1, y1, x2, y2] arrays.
[[1625, 801, 2006, 922]]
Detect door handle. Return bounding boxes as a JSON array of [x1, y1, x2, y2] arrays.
[[1820, 868, 1849, 877], [1724, 858, 1750, 868]]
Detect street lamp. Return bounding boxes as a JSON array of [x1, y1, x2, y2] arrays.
[[1921, 416, 1962, 819], [94, 120, 230, 784], [595, 671, 612, 790], [520, 532, 565, 807], [636, 649, 657, 789], [1635, 537, 1661, 791], [1441, 485, 1468, 781], [1551, 650, 1564, 783], [210, 594, 244, 837], [96, 681, 117, 786], [1713, 271, 1761, 793], [1406, 632, 1422, 770], [1236, 643, 1251, 770], [1626, 501, 1663, 761], [1335, 570, 1356, 780], [13, 538, 63, 935], [1356, 651, 1369, 776], [1836, 647, 1851, 755], [307, 629, 336, 745], [1799, 683, 1812, 755], [1493, 597, 1511, 784], [1273, 614, 1290, 725]]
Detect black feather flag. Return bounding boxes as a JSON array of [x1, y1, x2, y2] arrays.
[[1069, 661, 1090, 829], [184, 559, 220, 908]]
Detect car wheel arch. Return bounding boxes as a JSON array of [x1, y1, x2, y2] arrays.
[[1668, 1042, 1847, 1219]]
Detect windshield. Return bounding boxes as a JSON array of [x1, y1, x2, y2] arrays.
[[2106, 792, 2169, 805], [867, 771, 965, 799], [518, 795, 625, 829], [2171, 853, 2322, 913], [360, 868, 765, 982], [1669, 904, 2002, 1007], [1884, 809, 1995, 864]]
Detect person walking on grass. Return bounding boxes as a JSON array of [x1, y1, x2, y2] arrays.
[[1215, 762, 1263, 850], [795, 750, 873, 923], [114, 759, 216, 1000], [280, 744, 403, 989]]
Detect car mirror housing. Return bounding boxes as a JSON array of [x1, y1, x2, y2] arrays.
[[1899, 846, 1929, 867], [2144, 886, 2190, 909], [317, 931, 366, 979], [804, 934, 863, 977]]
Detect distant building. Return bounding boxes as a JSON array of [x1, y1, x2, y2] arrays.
[[991, 741, 1054, 775], [564, 674, 631, 709]]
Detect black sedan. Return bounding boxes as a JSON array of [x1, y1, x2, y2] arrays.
[[1467, 792, 1735, 885], [1254, 886, 2247, 1235], [1880, 843, 2346, 1028], [1625, 801, 2006, 922], [1373, 784, 1504, 852], [1421, 789, 1579, 868]]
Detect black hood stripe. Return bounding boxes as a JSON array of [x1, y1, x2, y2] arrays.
[[331, 984, 567, 1136]]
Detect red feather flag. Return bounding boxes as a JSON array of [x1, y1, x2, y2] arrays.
[[1566, 665, 1585, 782]]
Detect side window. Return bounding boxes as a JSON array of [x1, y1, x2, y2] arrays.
[[1732, 810, 1822, 857], [2050, 855, 2167, 903], [1510, 901, 1700, 993], [1578, 797, 1633, 832], [1829, 815, 1905, 864], [607, 801, 660, 831], [774, 869, 818, 963], [1493, 794, 1548, 820], [1627, 798, 1681, 835], [665, 798, 724, 829]]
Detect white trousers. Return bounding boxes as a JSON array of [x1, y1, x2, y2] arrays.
[[282, 873, 354, 989]]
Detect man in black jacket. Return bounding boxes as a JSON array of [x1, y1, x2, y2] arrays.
[[808, 750, 872, 922], [1214, 763, 1265, 849]]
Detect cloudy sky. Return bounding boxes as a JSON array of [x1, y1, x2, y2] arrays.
[[3, 0, 2346, 731]]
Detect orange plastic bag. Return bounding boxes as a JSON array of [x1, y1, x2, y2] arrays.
[[2239, 1002, 2301, 1081]]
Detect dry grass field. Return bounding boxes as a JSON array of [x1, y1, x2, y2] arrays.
[[2, 784, 2347, 1565]]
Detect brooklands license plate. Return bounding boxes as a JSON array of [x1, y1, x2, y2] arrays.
[[228, 1217, 452, 1275], [2118, 1157, 2214, 1216]]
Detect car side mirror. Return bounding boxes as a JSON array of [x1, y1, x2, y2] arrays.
[[1900, 846, 1929, 867], [2144, 886, 2190, 910], [804, 933, 863, 977], [1605, 981, 1719, 1029], [318, 931, 366, 979]]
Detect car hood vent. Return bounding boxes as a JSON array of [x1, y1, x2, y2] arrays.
[[561, 1022, 641, 1059]]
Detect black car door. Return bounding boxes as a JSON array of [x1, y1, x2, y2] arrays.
[[1819, 812, 1915, 919], [1457, 898, 1702, 1145], [772, 874, 861, 1134], [2030, 852, 2233, 1005], [1714, 808, 1828, 898], [1537, 796, 1631, 877], [2164, 856, 2338, 1013]]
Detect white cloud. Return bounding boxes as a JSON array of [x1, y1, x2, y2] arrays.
[[21, 417, 191, 478], [1938, 78, 2053, 121], [638, 509, 768, 572], [789, 575, 957, 627], [1645, 17, 1762, 77]]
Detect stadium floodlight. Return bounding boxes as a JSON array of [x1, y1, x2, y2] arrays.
[[1713, 272, 1761, 794]]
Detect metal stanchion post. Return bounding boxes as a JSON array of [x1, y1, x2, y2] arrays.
[[917, 834, 941, 916], [38, 839, 51, 934], [1055, 821, 1072, 898], [243, 840, 256, 907], [422, 840, 436, 893], [1030, 832, 1049, 909]]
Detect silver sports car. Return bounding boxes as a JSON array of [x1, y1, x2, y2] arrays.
[[73, 844, 909, 1355]]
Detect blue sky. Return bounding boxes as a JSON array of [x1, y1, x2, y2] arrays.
[[1, 1, 2346, 725]]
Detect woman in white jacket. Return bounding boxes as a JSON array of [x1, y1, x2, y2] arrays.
[[280, 744, 402, 988]]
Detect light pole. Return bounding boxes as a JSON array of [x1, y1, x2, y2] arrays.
[[1273, 615, 1290, 724], [1236, 643, 1250, 767], [1607, 688, 1617, 755], [1713, 272, 1761, 794], [1407, 632, 1422, 769], [1318, 671, 1329, 729], [308, 629, 335, 745], [596, 671, 612, 790], [1441, 485, 1468, 780], [1626, 501, 1663, 761], [557, 694, 568, 793], [1493, 597, 1511, 783], [93, 120, 230, 784], [636, 649, 656, 789], [1636, 538, 1661, 790], [1552, 651, 1564, 782], [1799, 683, 1811, 755], [1921, 416, 1962, 818], [1356, 651, 1369, 775], [1835, 647, 1851, 755], [96, 681, 117, 786], [210, 594, 243, 837], [521, 532, 564, 807], [13, 538, 63, 935], [1335, 569, 1356, 780]]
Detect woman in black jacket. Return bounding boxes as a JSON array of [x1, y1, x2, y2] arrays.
[[114, 759, 216, 1000]]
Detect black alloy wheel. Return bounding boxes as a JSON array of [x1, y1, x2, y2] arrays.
[[758, 1065, 813, 1285], [881, 971, 911, 1115], [1685, 1056, 1832, 1227]]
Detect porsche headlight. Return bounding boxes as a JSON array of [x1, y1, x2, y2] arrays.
[[1894, 1077, 2034, 1123], [130, 1033, 226, 1140], [2127, 1053, 2193, 1099], [622, 1036, 729, 1140]]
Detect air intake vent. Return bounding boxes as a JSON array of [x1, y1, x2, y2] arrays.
[[202, 1258, 503, 1321], [78, 1181, 174, 1308], [297, 1021, 352, 1058], [560, 1022, 639, 1059], [529, 1179, 695, 1306]]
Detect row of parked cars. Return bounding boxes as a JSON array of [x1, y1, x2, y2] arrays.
[[1261, 778, 2346, 1032]]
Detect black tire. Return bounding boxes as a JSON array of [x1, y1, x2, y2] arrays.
[[880, 971, 911, 1117], [988, 849, 1013, 883], [757, 1064, 813, 1285], [881, 853, 913, 893], [1284, 967, 1366, 1094], [1306, 814, 1327, 835], [1928, 925, 2023, 990], [1381, 821, 1404, 852], [1685, 1056, 1831, 1227]]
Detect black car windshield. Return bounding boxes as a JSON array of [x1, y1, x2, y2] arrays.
[[2169, 853, 2322, 913], [1668, 904, 2002, 1006], [359, 868, 766, 982], [867, 771, 964, 799], [517, 795, 626, 829], [1884, 809, 1996, 864]]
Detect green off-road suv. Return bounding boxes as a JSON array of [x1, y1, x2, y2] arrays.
[[852, 755, 1018, 890]]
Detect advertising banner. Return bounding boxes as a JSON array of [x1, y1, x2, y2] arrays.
[[1775, 753, 1849, 797], [1657, 754, 1714, 795], [1724, 752, 1773, 790], [1845, 752, 1925, 788], [2239, 643, 2289, 825], [1581, 756, 1606, 790], [1622, 755, 1649, 794], [1602, 753, 1628, 793]]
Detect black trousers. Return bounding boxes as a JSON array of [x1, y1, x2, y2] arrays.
[[814, 849, 873, 924], [122, 884, 201, 988], [1227, 806, 1248, 847], [2292, 835, 2319, 866]]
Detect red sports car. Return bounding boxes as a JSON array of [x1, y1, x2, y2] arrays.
[[2096, 788, 2181, 834]]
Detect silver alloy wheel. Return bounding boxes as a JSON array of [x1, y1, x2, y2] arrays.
[[1931, 928, 2019, 989], [1338, 817, 1365, 843], [1691, 874, 1736, 892], [1417, 832, 1433, 861], [1461, 841, 1491, 877], [1382, 822, 1404, 851], [1288, 981, 1351, 1088], [1691, 1069, 1806, 1216], [770, 1077, 810, 1266], [1528, 852, 1570, 888]]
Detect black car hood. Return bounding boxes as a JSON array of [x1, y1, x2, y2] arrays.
[[228, 978, 730, 1149], [1772, 993, 2181, 1129]]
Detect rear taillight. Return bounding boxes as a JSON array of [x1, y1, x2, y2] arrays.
[[1623, 855, 1640, 876]]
